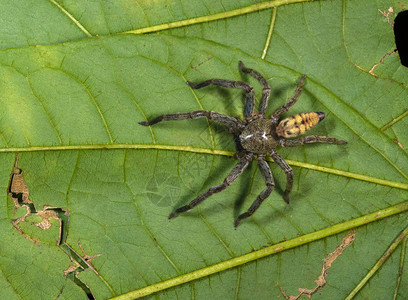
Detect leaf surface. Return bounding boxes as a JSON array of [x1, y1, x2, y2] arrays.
[[0, 0, 407, 299]]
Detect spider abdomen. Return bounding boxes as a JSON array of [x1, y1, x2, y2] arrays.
[[239, 119, 278, 154], [276, 112, 325, 138]]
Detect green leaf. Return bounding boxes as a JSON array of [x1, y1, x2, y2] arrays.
[[1, 0, 407, 299]]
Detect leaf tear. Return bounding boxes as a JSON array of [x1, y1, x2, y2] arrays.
[[63, 240, 101, 300], [63, 239, 102, 275], [7, 156, 103, 299], [280, 230, 356, 299], [9, 166, 32, 207]]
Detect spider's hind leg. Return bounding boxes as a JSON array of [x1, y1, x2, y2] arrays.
[[234, 156, 274, 227], [281, 135, 348, 146], [270, 149, 293, 204], [271, 75, 306, 124], [169, 153, 254, 219]]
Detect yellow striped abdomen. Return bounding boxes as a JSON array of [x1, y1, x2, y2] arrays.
[[276, 112, 325, 138]]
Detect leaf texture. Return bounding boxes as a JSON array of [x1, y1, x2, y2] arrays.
[[0, 0, 407, 299]]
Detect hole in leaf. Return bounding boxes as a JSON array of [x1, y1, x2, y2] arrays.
[[394, 10, 408, 67], [7, 154, 101, 299]]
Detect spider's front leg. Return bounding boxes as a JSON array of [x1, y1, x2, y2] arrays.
[[169, 153, 254, 220], [139, 110, 244, 130], [239, 61, 271, 114], [186, 77, 255, 118]]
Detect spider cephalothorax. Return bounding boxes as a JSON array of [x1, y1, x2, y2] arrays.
[[140, 61, 347, 227]]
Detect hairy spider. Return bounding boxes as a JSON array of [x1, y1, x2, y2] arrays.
[[139, 62, 347, 227]]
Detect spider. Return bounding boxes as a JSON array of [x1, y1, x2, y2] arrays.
[[139, 61, 347, 227]]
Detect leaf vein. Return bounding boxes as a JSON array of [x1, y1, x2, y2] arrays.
[[123, 0, 312, 35], [2, 144, 407, 190], [27, 76, 63, 145], [261, 8, 277, 60], [128, 183, 183, 276], [49, 0, 92, 37]]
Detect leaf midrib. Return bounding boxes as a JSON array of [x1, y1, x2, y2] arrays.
[[3, 143, 407, 190]]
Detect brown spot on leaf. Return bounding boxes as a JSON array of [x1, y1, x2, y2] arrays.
[[63, 265, 78, 276], [8, 166, 31, 207], [34, 210, 59, 230], [393, 139, 404, 149], [378, 6, 395, 26], [280, 230, 356, 299]]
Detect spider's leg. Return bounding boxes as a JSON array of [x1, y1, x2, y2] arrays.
[[281, 135, 347, 147], [234, 156, 274, 227], [271, 75, 306, 124], [139, 110, 244, 130], [187, 79, 255, 118], [239, 61, 271, 114], [169, 153, 254, 219], [270, 149, 293, 204]]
